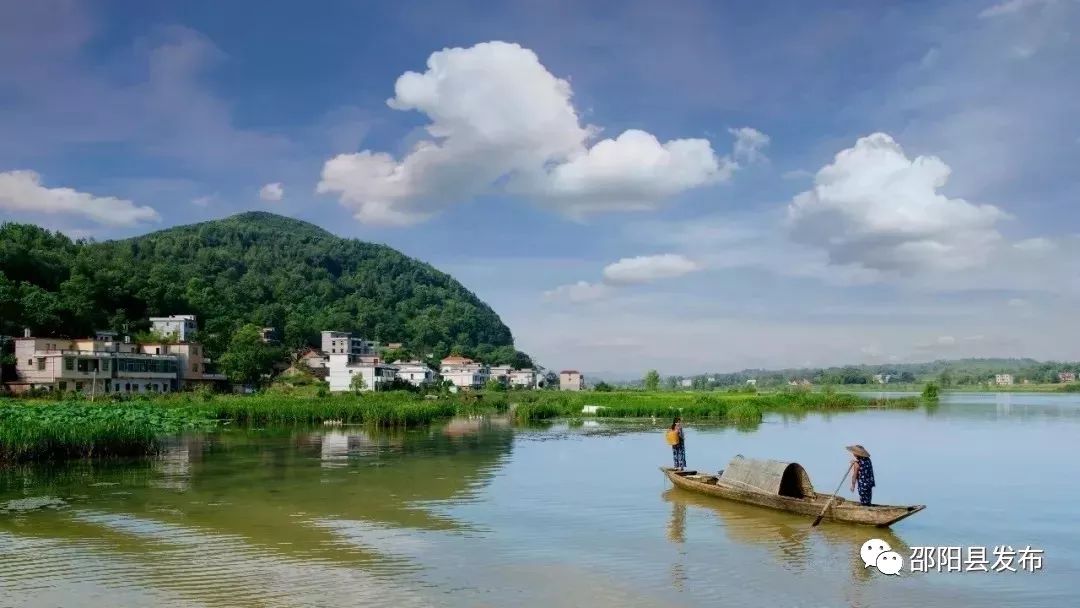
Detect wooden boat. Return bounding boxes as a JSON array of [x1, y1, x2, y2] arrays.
[[661, 456, 925, 527]]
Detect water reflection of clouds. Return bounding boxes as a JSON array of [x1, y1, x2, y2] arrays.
[[46, 510, 431, 607]]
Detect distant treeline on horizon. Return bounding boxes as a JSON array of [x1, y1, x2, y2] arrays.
[[608, 358, 1080, 388]]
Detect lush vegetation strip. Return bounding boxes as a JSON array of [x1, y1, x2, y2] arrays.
[[1, 388, 925, 464], [511, 389, 922, 423], [0, 392, 511, 463]]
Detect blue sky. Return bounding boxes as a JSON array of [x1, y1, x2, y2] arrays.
[[2, 0, 1078, 375]]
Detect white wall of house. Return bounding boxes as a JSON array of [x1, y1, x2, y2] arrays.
[[150, 315, 197, 342], [328, 354, 398, 392], [395, 362, 434, 386], [509, 369, 536, 388], [559, 371, 584, 391], [442, 368, 485, 390]]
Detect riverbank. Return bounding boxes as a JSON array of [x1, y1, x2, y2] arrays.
[[0, 389, 924, 464], [0, 392, 497, 464], [510, 389, 921, 423], [842, 382, 1080, 393]]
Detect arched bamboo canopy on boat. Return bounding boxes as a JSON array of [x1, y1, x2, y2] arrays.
[[660, 455, 925, 527], [719, 456, 815, 498]]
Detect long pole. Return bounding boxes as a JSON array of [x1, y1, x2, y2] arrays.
[[811, 462, 854, 527], [91, 366, 97, 402]]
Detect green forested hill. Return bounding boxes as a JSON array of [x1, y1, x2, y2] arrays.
[[0, 212, 528, 364]]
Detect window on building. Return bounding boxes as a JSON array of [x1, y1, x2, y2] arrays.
[[75, 382, 83, 392], [125, 383, 130, 392], [59, 381, 67, 392], [101, 359, 109, 371], [65, 357, 74, 371], [36, 358, 45, 371]]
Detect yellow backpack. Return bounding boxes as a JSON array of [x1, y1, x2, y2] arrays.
[[665, 429, 679, 446]]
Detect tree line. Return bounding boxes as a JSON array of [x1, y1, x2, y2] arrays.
[[0, 212, 533, 376]]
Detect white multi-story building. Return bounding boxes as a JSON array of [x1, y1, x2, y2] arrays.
[[321, 331, 379, 357], [327, 353, 398, 392], [440, 356, 488, 390], [509, 368, 537, 389], [150, 315, 198, 342], [393, 361, 435, 387], [488, 365, 512, 387], [995, 374, 1014, 386], [560, 370, 584, 391]]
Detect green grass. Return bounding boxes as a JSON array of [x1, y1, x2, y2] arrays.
[[509, 389, 921, 423], [0, 401, 212, 464], [0, 391, 512, 464], [1, 388, 923, 464]]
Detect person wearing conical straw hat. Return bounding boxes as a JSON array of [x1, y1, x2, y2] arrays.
[[847, 444, 875, 506]]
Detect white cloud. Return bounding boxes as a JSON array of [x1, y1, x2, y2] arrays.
[[545, 253, 702, 305], [781, 169, 813, 181], [317, 41, 729, 225], [1013, 237, 1055, 252], [602, 254, 702, 285], [191, 194, 216, 207], [729, 126, 770, 164], [528, 130, 729, 216], [786, 133, 1008, 273], [978, 0, 1059, 19], [543, 281, 612, 303], [0, 170, 160, 226], [259, 182, 284, 202]]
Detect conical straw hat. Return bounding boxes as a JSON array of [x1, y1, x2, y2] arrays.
[[846, 444, 871, 458]]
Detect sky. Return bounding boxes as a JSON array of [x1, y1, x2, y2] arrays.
[[1, 0, 1079, 376]]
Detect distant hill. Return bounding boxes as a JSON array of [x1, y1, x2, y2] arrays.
[[0, 212, 529, 365]]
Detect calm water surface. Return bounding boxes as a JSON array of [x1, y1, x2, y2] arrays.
[[1, 393, 1078, 607]]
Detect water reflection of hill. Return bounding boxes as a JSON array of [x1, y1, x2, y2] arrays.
[[0, 418, 515, 569]]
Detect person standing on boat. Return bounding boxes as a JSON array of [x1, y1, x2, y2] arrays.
[[847, 444, 875, 506], [668, 417, 686, 470]]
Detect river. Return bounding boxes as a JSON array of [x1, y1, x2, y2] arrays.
[[1, 392, 1077, 607]]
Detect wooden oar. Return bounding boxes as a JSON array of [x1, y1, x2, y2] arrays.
[[811, 462, 854, 527]]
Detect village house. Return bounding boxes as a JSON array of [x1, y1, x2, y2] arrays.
[[1059, 371, 1076, 383], [559, 370, 584, 391], [440, 355, 489, 390], [995, 374, 1014, 386], [297, 348, 328, 370], [327, 353, 398, 392], [320, 330, 378, 357], [393, 360, 436, 387], [6, 320, 225, 394], [150, 314, 198, 342], [509, 368, 537, 389], [488, 365, 513, 387], [259, 327, 279, 344]]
